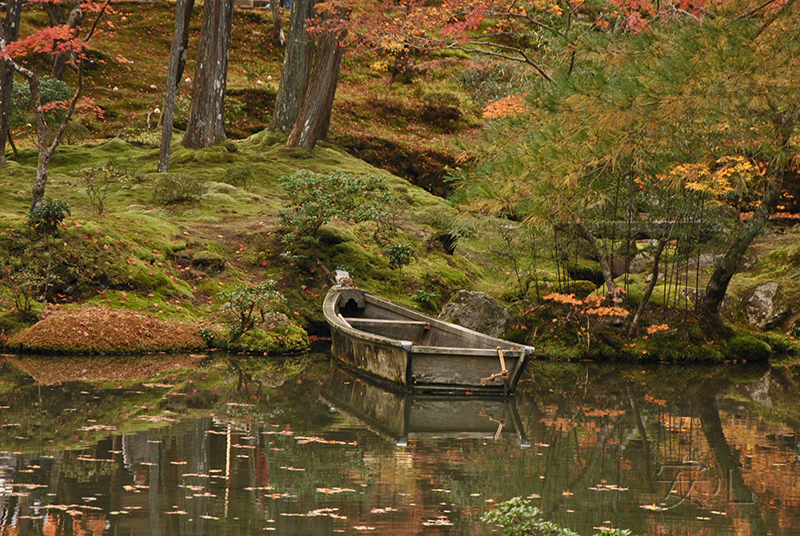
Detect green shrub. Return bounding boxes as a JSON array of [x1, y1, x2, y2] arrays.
[[75, 156, 142, 214], [278, 170, 390, 276], [224, 165, 255, 191], [151, 173, 204, 205], [218, 280, 285, 337], [413, 289, 439, 312], [482, 496, 633, 536], [0, 264, 47, 314], [423, 91, 460, 108], [28, 199, 71, 237], [386, 243, 415, 270]]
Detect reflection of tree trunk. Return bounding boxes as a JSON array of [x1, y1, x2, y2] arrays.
[[697, 396, 767, 536], [110, 436, 123, 535], [148, 440, 162, 536], [626, 384, 655, 493], [549, 425, 609, 515]]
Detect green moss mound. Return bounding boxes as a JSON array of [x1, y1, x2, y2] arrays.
[[229, 326, 309, 354], [727, 335, 772, 362], [7, 306, 205, 354]]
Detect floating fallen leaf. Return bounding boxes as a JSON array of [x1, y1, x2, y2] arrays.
[[588, 484, 628, 492], [316, 487, 357, 494], [422, 517, 453, 526], [371, 507, 398, 514]]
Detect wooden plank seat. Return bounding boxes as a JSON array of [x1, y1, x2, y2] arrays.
[[343, 318, 430, 329]]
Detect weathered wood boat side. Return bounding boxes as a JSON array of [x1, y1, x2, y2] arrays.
[[323, 286, 534, 394], [320, 365, 528, 446]]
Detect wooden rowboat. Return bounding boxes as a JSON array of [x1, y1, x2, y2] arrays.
[[323, 286, 534, 395]]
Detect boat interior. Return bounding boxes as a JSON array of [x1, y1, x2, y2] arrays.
[[337, 290, 504, 349]]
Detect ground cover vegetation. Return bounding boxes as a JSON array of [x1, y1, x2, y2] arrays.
[[0, 0, 799, 361]]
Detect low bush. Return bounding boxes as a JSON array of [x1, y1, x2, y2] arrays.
[[151, 173, 204, 205], [224, 165, 255, 191]]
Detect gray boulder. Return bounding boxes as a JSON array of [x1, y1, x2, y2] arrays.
[[255, 311, 293, 331], [438, 291, 513, 338], [745, 282, 792, 330]]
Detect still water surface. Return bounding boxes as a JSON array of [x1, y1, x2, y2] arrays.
[[0, 348, 799, 536]]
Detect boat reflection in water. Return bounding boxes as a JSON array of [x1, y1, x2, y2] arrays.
[[320, 365, 529, 447]]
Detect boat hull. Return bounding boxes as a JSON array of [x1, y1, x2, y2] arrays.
[[321, 365, 528, 446], [323, 287, 534, 394]]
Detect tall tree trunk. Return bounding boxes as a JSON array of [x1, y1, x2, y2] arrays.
[[51, 5, 83, 80], [285, 25, 345, 152], [627, 237, 667, 338], [573, 215, 619, 296], [0, 52, 83, 209], [28, 62, 84, 210], [700, 171, 783, 314], [0, 0, 23, 165], [270, 0, 285, 47], [268, 0, 316, 133], [181, 0, 234, 149], [158, 0, 195, 172]]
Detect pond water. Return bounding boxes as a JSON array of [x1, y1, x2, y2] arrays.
[[0, 346, 799, 536]]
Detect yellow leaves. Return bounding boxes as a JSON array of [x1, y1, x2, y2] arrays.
[[663, 156, 761, 197], [370, 61, 389, 72]]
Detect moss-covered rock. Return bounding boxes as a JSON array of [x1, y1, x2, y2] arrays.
[[229, 325, 309, 355], [727, 335, 773, 362]]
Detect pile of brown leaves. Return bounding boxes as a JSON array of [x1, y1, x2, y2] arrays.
[[8, 306, 205, 354]]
